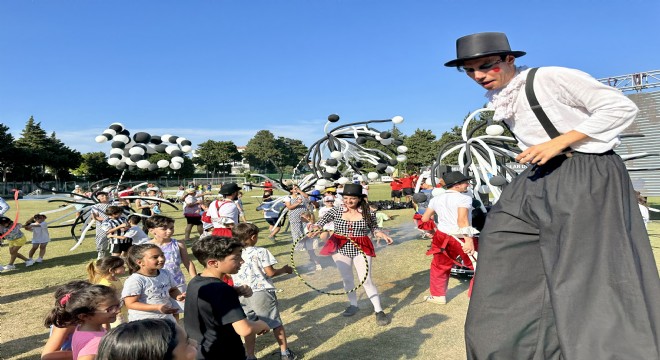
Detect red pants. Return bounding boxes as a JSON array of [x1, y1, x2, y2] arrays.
[[429, 236, 475, 297]]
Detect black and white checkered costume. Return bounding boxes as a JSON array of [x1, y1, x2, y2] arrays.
[[316, 206, 380, 257]]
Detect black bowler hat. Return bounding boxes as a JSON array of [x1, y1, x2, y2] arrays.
[[342, 183, 364, 197], [444, 32, 526, 67], [219, 183, 240, 195], [442, 171, 473, 188]]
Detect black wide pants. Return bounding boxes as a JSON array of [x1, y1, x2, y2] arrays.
[[465, 152, 660, 360]]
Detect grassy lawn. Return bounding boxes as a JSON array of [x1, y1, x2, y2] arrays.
[[1, 184, 659, 359]]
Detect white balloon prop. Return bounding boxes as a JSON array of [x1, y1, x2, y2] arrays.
[[96, 123, 193, 172]]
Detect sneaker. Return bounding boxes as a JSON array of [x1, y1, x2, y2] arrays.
[[35, 258, 43, 263], [268, 236, 276, 241], [25, 259, 35, 267], [315, 264, 322, 271], [425, 295, 447, 304], [342, 305, 359, 317], [281, 349, 298, 360], [2, 264, 16, 271], [375, 311, 390, 326]]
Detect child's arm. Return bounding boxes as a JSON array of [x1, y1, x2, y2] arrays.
[[41, 326, 75, 360], [169, 287, 186, 302], [232, 318, 270, 337], [123, 295, 178, 314], [264, 264, 293, 277], [177, 241, 197, 277]]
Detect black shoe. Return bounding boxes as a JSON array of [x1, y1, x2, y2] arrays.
[[281, 349, 298, 360], [375, 311, 390, 326], [342, 305, 359, 317]]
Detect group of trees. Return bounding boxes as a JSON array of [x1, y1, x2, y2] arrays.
[[0, 117, 82, 182], [1, 111, 504, 183]]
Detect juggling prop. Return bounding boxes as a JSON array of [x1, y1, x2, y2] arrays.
[[298, 114, 407, 191], [96, 123, 193, 171]]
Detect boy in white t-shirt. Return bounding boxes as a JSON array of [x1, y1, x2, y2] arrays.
[[231, 223, 298, 360], [123, 215, 151, 245]]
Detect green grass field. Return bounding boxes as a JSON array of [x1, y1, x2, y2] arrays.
[[1, 184, 659, 360]]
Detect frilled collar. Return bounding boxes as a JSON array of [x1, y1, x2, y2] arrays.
[[485, 65, 529, 122]]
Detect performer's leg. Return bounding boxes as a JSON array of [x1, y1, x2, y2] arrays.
[[429, 254, 452, 297], [353, 255, 383, 312], [535, 153, 660, 359], [465, 167, 557, 360], [332, 253, 357, 306]]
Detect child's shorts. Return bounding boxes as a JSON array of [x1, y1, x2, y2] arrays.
[[241, 289, 283, 329], [265, 218, 278, 226], [7, 235, 27, 247], [110, 242, 132, 254]]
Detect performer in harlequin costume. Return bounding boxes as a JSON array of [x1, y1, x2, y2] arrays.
[[310, 183, 394, 326], [444, 32, 660, 359], [419, 172, 477, 305], [204, 183, 240, 237]]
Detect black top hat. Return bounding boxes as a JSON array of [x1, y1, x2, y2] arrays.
[[342, 183, 364, 197], [444, 32, 526, 67], [443, 171, 473, 188], [219, 183, 240, 195]]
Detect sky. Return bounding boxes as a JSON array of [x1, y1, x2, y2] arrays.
[[1, 0, 658, 154]]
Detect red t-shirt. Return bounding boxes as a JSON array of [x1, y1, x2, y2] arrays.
[[390, 180, 403, 191], [400, 177, 413, 189]]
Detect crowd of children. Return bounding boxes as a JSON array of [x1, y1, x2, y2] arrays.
[[5, 180, 415, 360]]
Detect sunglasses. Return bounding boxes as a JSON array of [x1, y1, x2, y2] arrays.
[[459, 59, 503, 73]]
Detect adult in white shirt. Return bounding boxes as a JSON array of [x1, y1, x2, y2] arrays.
[[421, 171, 476, 305], [444, 32, 660, 359], [205, 183, 240, 237]]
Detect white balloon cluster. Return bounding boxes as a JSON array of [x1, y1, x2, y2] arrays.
[[95, 123, 193, 171]]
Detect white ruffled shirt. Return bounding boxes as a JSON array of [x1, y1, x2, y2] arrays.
[[486, 66, 638, 153]]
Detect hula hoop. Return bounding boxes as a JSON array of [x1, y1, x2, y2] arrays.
[[290, 232, 370, 295]]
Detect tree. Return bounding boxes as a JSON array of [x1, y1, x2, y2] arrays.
[[0, 124, 16, 182], [274, 137, 308, 173], [72, 152, 120, 180], [13, 117, 54, 180], [193, 140, 242, 176], [46, 132, 83, 181], [403, 129, 439, 171], [243, 130, 279, 173]]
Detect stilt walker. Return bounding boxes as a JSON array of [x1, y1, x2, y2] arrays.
[[443, 32, 660, 359]]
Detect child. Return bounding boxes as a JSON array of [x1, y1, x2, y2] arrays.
[[122, 215, 150, 245], [101, 206, 130, 258], [147, 188, 162, 215], [256, 192, 284, 241], [297, 211, 322, 271], [25, 214, 50, 263], [121, 244, 185, 323], [235, 192, 247, 223], [0, 216, 33, 270], [91, 191, 111, 259], [44, 281, 120, 360], [199, 200, 214, 238], [146, 215, 197, 316], [42, 280, 90, 360], [184, 236, 270, 360], [87, 256, 127, 328], [232, 223, 298, 360], [369, 204, 391, 247], [317, 195, 336, 242], [96, 318, 198, 360]]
